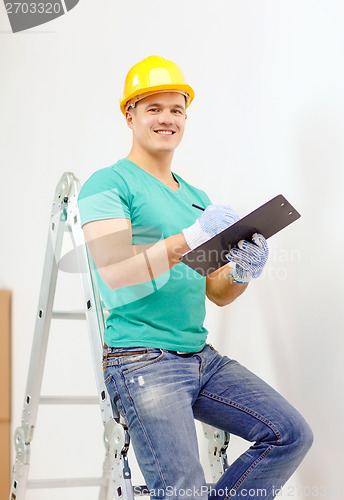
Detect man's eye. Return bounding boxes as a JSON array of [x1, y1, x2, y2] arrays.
[[148, 108, 159, 112], [172, 109, 182, 114]]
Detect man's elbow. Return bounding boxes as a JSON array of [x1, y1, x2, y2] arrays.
[[206, 285, 248, 307], [210, 296, 235, 307], [97, 266, 123, 290], [206, 291, 231, 307]]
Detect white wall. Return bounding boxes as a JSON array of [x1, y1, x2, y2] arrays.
[[1, 1, 344, 498]]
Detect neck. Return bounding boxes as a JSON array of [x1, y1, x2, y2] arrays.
[[126, 146, 174, 180]]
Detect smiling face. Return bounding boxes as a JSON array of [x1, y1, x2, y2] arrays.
[[125, 92, 187, 156]]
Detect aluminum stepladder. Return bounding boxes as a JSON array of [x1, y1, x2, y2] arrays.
[[9, 172, 230, 500]]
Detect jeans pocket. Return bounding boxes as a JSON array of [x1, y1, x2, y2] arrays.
[[104, 347, 148, 369], [118, 348, 164, 375]]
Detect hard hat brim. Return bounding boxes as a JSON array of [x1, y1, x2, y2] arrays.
[[120, 84, 195, 115]]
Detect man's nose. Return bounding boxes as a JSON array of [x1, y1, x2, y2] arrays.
[[158, 109, 174, 125]]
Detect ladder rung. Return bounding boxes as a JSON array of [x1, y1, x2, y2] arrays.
[[52, 310, 109, 320], [40, 396, 98, 405], [27, 477, 107, 488], [52, 310, 86, 320]]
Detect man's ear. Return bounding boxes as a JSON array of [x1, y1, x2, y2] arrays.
[[125, 109, 135, 129]]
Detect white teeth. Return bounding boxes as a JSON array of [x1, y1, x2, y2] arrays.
[[156, 130, 173, 135]]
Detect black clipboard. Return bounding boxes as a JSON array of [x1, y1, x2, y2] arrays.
[[180, 194, 301, 276]]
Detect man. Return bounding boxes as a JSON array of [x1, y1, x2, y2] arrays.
[[78, 55, 313, 500]]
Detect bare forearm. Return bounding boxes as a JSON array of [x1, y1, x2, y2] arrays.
[[206, 264, 248, 306], [102, 233, 189, 289]]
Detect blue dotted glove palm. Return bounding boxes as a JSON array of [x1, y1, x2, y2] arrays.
[[182, 205, 240, 250], [226, 233, 269, 284]]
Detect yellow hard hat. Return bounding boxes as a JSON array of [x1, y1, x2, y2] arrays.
[[120, 55, 195, 115]]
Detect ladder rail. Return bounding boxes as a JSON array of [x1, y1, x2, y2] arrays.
[[67, 189, 133, 500]]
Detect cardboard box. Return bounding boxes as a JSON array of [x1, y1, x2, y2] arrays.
[[0, 421, 11, 499]]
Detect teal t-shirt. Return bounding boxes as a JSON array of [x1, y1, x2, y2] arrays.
[[77, 158, 212, 352]]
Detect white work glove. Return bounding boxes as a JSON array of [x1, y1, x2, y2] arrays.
[[182, 205, 240, 250], [226, 233, 269, 284]]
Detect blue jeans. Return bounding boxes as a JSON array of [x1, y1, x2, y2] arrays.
[[103, 344, 313, 500]]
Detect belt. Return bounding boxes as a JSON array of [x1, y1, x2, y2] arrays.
[[103, 343, 195, 357], [168, 350, 195, 357]]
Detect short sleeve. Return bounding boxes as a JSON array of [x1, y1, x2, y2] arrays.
[[77, 167, 131, 227], [198, 189, 212, 207]]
